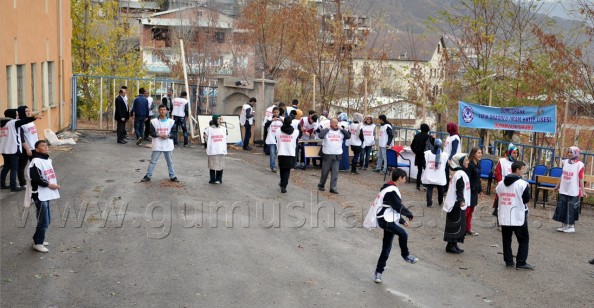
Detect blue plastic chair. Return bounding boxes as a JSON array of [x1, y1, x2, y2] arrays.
[[478, 159, 495, 194], [526, 165, 548, 185], [385, 149, 411, 182]]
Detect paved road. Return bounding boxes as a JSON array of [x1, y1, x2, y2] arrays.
[[2, 131, 590, 307]]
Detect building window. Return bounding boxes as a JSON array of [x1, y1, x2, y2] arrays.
[[17, 64, 26, 106], [6, 65, 17, 108], [48, 61, 55, 106], [42, 62, 48, 107], [214, 32, 225, 43], [31, 63, 38, 111]]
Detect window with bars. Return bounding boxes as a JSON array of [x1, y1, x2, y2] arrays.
[[47, 61, 55, 106], [17, 64, 26, 106], [31, 63, 38, 111]]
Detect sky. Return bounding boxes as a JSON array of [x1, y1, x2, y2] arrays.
[[536, 0, 581, 20]]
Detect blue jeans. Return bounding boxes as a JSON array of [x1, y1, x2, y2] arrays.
[[375, 219, 409, 273], [172, 116, 188, 145], [375, 147, 387, 171], [1, 153, 19, 189], [32, 200, 51, 245], [134, 116, 147, 139], [145, 151, 176, 178], [361, 146, 372, 168], [268, 144, 277, 169]]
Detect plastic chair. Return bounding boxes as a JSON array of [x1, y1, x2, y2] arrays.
[[385, 149, 411, 182], [478, 159, 494, 194], [526, 165, 548, 197], [540, 167, 562, 188]]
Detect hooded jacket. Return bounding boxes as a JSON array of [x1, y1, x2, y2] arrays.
[[503, 174, 530, 204], [376, 182, 414, 225], [411, 123, 431, 166]]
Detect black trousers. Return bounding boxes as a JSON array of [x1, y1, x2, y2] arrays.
[[350, 145, 362, 172], [279, 168, 291, 188], [375, 219, 409, 274], [116, 120, 127, 142], [243, 122, 252, 148], [1, 153, 19, 188], [501, 218, 529, 266], [426, 184, 444, 207], [416, 165, 424, 189], [18, 151, 29, 186]]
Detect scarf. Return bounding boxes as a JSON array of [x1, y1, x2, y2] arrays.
[[211, 114, 220, 127], [449, 153, 467, 170], [280, 116, 294, 135], [506, 143, 518, 162], [568, 146, 580, 164], [433, 138, 443, 168]]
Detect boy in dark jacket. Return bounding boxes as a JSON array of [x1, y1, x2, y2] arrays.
[[374, 168, 418, 283]]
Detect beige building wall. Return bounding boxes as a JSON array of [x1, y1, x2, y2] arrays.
[[0, 0, 72, 165]]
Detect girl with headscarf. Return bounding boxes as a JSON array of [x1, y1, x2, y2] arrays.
[[275, 116, 301, 193], [443, 153, 470, 254], [492, 143, 519, 219], [1, 108, 38, 191], [465, 147, 483, 236], [360, 115, 375, 170], [553, 146, 586, 233], [347, 113, 364, 174], [422, 138, 449, 208], [204, 115, 227, 184], [16, 106, 39, 187], [411, 123, 431, 190], [443, 123, 461, 192], [337, 112, 351, 171]]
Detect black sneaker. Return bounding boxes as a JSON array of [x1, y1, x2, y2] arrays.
[[141, 176, 151, 182], [329, 189, 339, 194], [589, 259, 594, 265], [136, 137, 143, 145], [505, 262, 515, 267], [317, 185, 325, 191], [170, 177, 179, 182], [281, 187, 287, 193]]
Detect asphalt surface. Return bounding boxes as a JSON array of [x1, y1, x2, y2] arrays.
[[1, 131, 593, 307]]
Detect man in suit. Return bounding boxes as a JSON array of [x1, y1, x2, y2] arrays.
[[114, 88, 130, 144]]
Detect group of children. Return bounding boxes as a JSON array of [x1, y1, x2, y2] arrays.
[[368, 128, 590, 283]]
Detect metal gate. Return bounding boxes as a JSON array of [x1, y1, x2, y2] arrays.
[[71, 74, 218, 130]]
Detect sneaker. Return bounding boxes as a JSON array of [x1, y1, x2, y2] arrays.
[[556, 224, 567, 232], [141, 176, 151, 182], [183, 144, 189, 147], [136, 137, 143, 145], [317, 185, 325, 192], [329, 189, 339, 194], [403, 255, 418, 264], [516, 263, 535, 270], [505, 262, 515, 267], [466, 231, 479, 236], [270, 168, 277, 173], [214, 180, 221, 184], [170, 177, 179, 182], [281, 187, 287, 193], [589, 259, 594, 265], [373, 169, 380, 173], [379, 170, 387, 175], [373, 272, 383, 283], [562, 226, 575, 233], [32, 244, 48, 253]]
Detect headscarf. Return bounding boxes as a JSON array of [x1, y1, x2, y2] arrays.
[[338, 112, 348, 122], [4, 109, 17, 119], [568, 146, 580, 164], [434, 138, 443, 168], [211, 114, 220, 127], [446, 123, 459, 136], [420, 123, 430, 133], [352, 113, 363, 123], [506, 143, 518, 162], [280, 116, 294, 135], [449, 153, 467, 170], [364, 115, 373, 124], [16, 106, 28, 119]]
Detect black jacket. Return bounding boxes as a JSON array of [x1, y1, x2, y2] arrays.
[[377, 183, 414, 225], [411, 132, 430, 166], [114, 95, 129, 121], [29, 151, 51, 200], [465, 161, 483, 194]]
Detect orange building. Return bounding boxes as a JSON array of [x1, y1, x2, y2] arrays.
[[0, 0, 72, 164]]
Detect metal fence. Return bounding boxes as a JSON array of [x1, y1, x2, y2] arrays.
[[71, 74, 218, 130], [493, 140, 556, 169], [392, 126, 482, 153]]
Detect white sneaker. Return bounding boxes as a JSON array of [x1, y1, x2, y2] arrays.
[[32, 244, 48, 253], [374, 272, 383, 283], [557, 224, 567, 232], [563, 226, 575, 233]]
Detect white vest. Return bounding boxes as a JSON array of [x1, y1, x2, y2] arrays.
[[148, 97, 155, 116], [28, 157, 60, 201], [205, 126, 228, 156], [0, 120, 21, 154], [291, 119, 300, 130], [265, 119, 283, 145], [264, 105, 275, 124], [172, 98, 188, 117], [346, 123, 362, 146], [240, 103, 254, 126], [443, 170, 471, 212], [276, 129, 299, 156], [374, 186, 401, 223], [496, 179, 529, 226], [422, 150, 448, 186], [21, 122, 39, 150], [362, 124, 375, 146], [559, 159, 584, 196], [300, 118, 317, 141], [443, 135, 461, 157], [322, 129, 344, 155], [498, 158, 513, 178], [150, 118, 175, 152], [379, 123, 392, 147]]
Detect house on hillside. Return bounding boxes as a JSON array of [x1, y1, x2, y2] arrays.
[[139, 6, 254, 78], [344, 33, 446, 128]]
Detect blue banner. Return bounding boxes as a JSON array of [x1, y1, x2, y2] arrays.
[[458, 101, 556, 133]]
